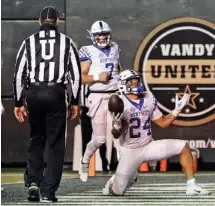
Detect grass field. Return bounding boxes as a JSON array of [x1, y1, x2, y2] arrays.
[[1, 168, 79, 183], [1, 169, 215, 205]]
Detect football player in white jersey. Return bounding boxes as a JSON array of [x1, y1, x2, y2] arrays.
[[102, 70, 211, 196], [78, 20, 122, 182]]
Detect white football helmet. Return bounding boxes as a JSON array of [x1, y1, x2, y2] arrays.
[[88, 20, 112, 48], [117, 70, 145, 95]]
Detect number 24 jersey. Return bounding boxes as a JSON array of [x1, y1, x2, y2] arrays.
[[120, 92, 163, 149]]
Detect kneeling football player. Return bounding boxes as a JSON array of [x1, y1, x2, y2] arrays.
[[103, 70, 211, 196]]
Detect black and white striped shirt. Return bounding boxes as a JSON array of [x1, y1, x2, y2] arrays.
[[80, 85, 90, 107], [13, 24, 81, 107]]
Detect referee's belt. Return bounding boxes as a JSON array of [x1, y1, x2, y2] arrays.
[[30, 82, 65, 87], [90, 89, 118, 93]]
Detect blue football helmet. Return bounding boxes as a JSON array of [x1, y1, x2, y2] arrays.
[[118, 70, 145, 95], [88, 20, 112, 48]]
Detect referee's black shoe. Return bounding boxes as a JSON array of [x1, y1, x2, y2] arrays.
[[27, 183, 40, 202]]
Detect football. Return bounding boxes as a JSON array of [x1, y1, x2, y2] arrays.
[[108, 94, 124, 115]]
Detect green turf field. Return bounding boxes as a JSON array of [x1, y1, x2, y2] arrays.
[[1, 171, 215, 205], [1, 168, 80, 183], [2, 168, 215, 184]]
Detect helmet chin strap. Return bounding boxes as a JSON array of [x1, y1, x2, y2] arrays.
[[97, 42, 108, 48], [95, 35, 111, 48], [137, 86, 145, 93], [130, 86, 145, 94]]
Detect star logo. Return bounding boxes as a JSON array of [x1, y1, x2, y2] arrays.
[[199, 98, 204, 103], [185, 108, 190, 113], [176, 85, 200, 110], [134, 17, 215, 126]]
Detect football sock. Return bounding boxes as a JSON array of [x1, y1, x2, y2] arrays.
[[187, 178, 196, 186]]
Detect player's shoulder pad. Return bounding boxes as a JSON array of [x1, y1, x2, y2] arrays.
[[111, 41, 117, 46], [84, 45, 95, 49], [144, 91, 153, 98], [79, 45, 89, 50], [111, 42, 120, 48], [79, 46, 92, 61], [81, 45, 92, 48], [80, 45, 96, 53], [146, 91, 158, 107], [145, 91, 157, 102], [111, 42, 121, 54]]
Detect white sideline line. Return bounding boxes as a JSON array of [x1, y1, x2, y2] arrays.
[[135, 173, 215, 177], [2, 182, 215, 186], [133, 183, 215, 186], [142, 174, 215, 177], [2, 177, 77, 185], [6, 203, 215, 206], [56, 201, 215, 204], [2, 181, 24, 185], [92, 190, 215, 193], [75, 190, 215, 194], [59, 195, 215, 199]]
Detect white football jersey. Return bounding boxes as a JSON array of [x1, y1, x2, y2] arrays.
[[120, 92, 163, 149], [79, 42, 121, 91]]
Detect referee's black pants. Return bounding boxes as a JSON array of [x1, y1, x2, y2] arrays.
[[25, 83, 67, 199]]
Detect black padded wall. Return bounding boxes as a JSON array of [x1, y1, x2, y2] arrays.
[[1, 21, 65, 96], [1, 0, 65, 96], [1, 99, 76, 163], [1, 1, 67, 163], [1, 0, 215, 165], [1, 0, 65, 19], [66, 0, 215, 68]]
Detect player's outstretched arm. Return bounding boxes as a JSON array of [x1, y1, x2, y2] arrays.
[[153, 93, 190, 128], [153, 113, 177, 128]]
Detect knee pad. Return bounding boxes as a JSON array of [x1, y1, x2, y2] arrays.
[[96, 136, 106, 145], [88, 139, 105, 151], [95, 136, 105, 147]]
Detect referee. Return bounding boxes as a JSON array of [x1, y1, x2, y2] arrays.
[[13, 6, 81, 203]]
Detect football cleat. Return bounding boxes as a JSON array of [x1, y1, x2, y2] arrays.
[[79, 158, 89, 182], [102, 175, 115, 195], [186, 184, 212, 196]]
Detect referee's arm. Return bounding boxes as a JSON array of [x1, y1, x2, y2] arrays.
[[13, 40, 27, 107], [68, 41, 81, 105]]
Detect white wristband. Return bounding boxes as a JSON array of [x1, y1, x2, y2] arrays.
[[113, 121, 122, 130], [172, 109, 180, 117], [93, 74, 99, 81]]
